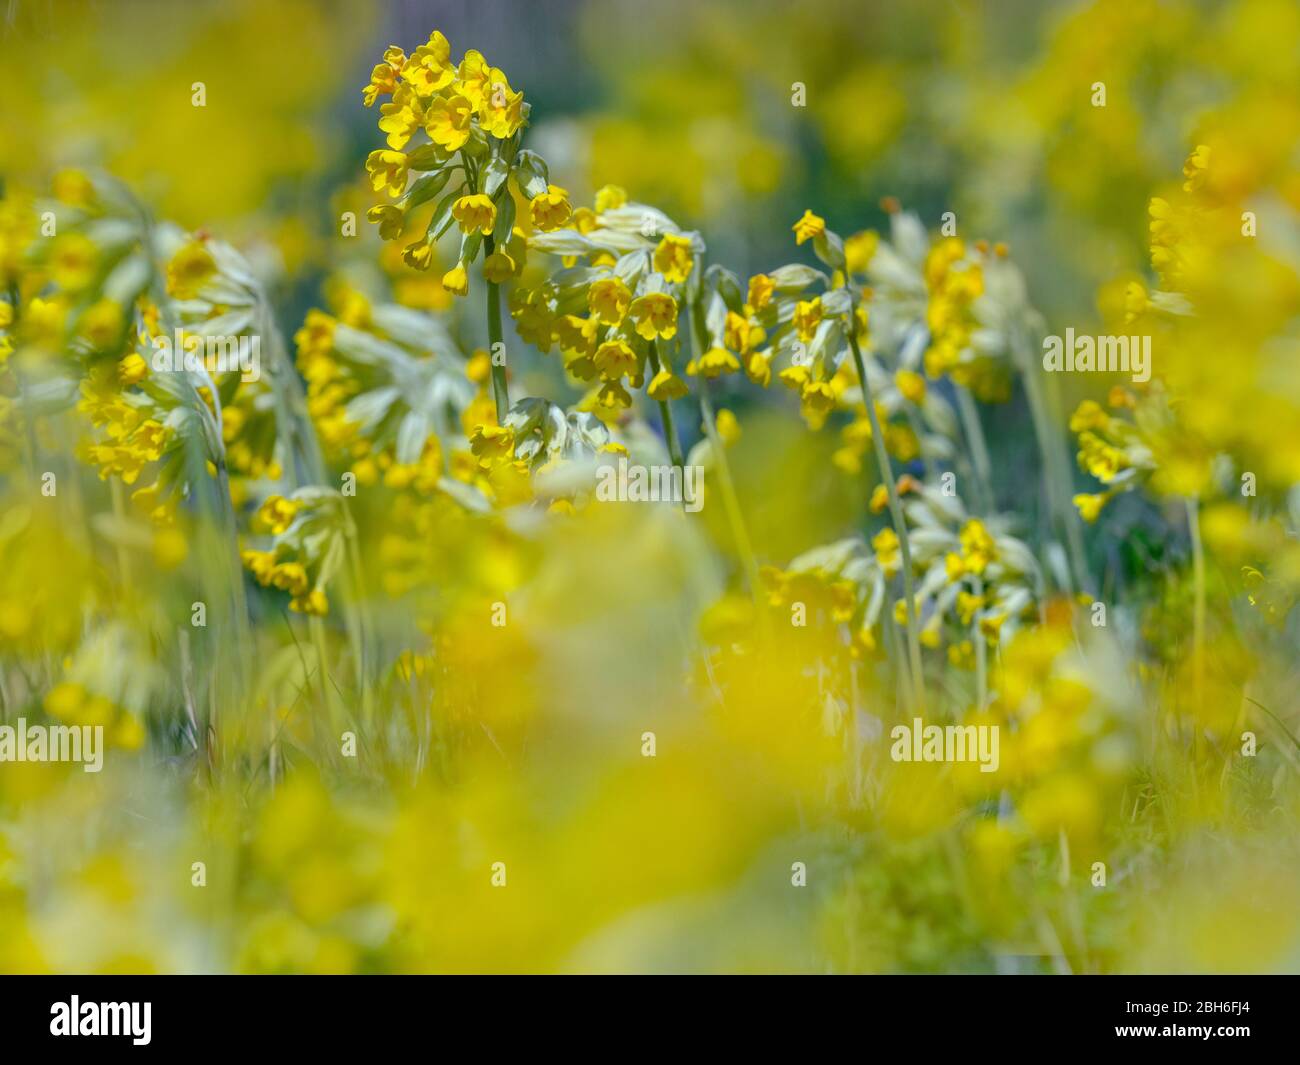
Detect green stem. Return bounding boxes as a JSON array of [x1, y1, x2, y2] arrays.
[[484, 235, 509, 423], [108, 478, 133, 589], [686, 302, 763, 605], [1016, 326, 1088, 595], [972, 575, 988, 710], [955, 385, 993, 514], [849, 329, 925, 714], [1187, 495, 1205, 712], [310, 614, 343, 735], [646, 340, 684, 467]]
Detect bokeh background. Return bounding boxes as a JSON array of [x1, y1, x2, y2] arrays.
[[1, 0, 1298, 973]]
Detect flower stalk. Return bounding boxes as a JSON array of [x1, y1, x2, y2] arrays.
[[848, 328, 926, 714]]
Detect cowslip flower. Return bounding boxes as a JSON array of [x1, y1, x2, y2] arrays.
[[478, 69, 525, 138], [166, 241, 217, 300], [653, 233, 694, 283], [442, 264, 469, 296], [402, 30, 456, 95], [530, 185, 572, 232], [425, 93, 474, 151], [747, 273, 775, 312], [257, 494, 301, 535], [844, 230, 879, 273], [594, 184, 628, 213], [895, 370, 926, 404], [362, 46, 406, 107], [723, 310, 763, 354], [365, 150, 409, 198], [628, 293, 677, 340], [593, 339, 638, 381], [792, 297, 823, 342], [792, 209, 826, 245], [452, 193, 497, 235], [689, 346, 740, 378], [483, 250, 516, 283], [378, 88, 426, 149], [588, 278, 631, 324], [367, 204, 404, 240], [403, 239, 435, 271], [648, 368, 688, 401]]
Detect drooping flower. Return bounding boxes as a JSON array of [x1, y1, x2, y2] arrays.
[[653, 233, 694, 283], [628, 293, 678, 340], [529, 185, 572, 232]]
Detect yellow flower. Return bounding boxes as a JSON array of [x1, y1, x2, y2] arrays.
[[594, 339, 638, 381], [455, 49, 493, 107], [165, 241, 217, 300], [269, 561, 310, 597], [403, 239, 435, 271], [872, 527, 901, 574], [478, 68, 524, 139], [1123, 281, 1149, 323], [723, 311, 764, 355], [628, 293, 678, 340], [588, 278, 631, 324], [745, 349, 772, 388], [715, 408, 741, 446], [1182, 143, 1211, 193], [895, 369, 926, 403], [845, 230, 879, 273], [377, 88, 426, 150], [50, 233, 97, 291], [792, 209, 826, 245], [689, 346, 740, 378], [424, 93, 474, 151], [747, 273, 775, 311], [530, 185, 572, 232], [442, 263, 469, 296], [362, 46, 406, 107], [78, 299, 123, 349], [118, 352, 148, 386], [452, 193, 496, 235], [257, 494, 301, 534], [290, 588, 330, 616], [792, 297, 823, 342], [242, 549, 277, 585], [594, 184, 628, 213], [595, 379, 633, 412], [653, 233, 694, 283], [365, 150, 409, 198], [956, 591, 984, 626], [402, 30, 456, 95], [959, 518, 997, 575], [483, 250, 516, 283], [944, 551, 967, 583], [1069, 400, 1110, 434], [367, 204, 404, 241], [1072, 492, 1111, 523], [799, 379, 837, 427], [470, 424, 516, 463], [647, 368, 688, 401]]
